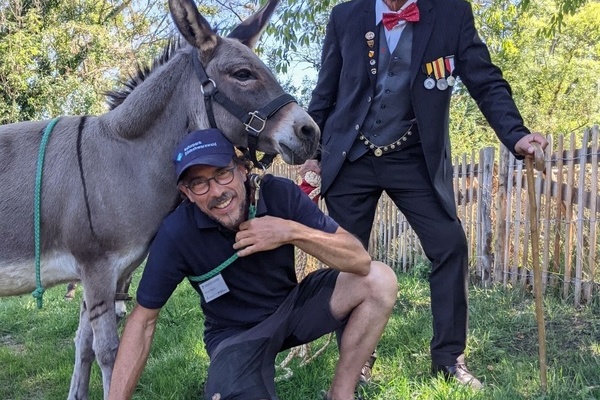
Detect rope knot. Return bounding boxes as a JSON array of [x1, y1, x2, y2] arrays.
[[31, 287, 46, 309]]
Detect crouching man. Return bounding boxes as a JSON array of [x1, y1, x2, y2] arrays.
[[108, 128, 398, 400]]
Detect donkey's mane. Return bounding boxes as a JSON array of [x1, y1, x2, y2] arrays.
[[105, 38, 184, 110]]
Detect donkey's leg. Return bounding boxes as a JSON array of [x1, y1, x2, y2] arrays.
[[80, 263, 120, 400], [68, 300, 95, 400]]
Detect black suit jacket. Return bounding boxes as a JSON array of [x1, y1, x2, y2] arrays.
[[308, 0, 530, 217]]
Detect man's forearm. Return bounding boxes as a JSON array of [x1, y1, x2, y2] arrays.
[[235, 217, 371, 274], [291, 226, 371, 275], [108, 305, 159, 400]]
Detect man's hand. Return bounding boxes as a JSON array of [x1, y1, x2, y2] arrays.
[[236, 217, 371, 274], [514, 133, 548, 157], [233, 216, 291, 257], [298, 159, 321, 176]]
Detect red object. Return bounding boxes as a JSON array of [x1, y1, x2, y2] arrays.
[[382, 3, 420, 30], [299, 179, 320, 203]]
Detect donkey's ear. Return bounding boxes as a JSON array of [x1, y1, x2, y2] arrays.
[[228, 0, 280, 49], [169, 0, 218, 54]]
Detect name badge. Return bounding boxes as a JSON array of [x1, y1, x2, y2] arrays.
[[199, 274, 229, 302]]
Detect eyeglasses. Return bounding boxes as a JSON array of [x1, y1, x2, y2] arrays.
[[185, 167, 236, 195]]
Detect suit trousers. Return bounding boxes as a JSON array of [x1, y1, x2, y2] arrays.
[[324, 144, 468, 366]]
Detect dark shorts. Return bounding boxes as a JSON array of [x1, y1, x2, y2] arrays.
[[204, 268, 344, 400]]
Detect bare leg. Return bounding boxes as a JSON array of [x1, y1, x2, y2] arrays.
[[326, 261, 398, 400]]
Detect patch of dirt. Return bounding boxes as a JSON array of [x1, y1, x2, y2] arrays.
[[0, 334, 26, 354]]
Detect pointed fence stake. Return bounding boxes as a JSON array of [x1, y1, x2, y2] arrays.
[[525, 142, 548, 392]]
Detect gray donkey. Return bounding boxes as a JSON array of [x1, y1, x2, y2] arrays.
[[0, 0, 319, 398]]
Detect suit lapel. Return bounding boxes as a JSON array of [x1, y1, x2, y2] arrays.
[[359, 0, 378, 89], [411, 0, 434, 87]]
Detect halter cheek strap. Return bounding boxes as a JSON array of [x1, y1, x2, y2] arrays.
[[191, 50, 296, 169]]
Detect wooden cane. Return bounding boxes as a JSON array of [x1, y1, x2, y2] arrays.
[[525, 142, 547, 392]]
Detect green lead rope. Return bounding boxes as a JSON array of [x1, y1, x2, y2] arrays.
[[32, 117, 61, 308], [188, 173, 263, 284], [188, 203, 256, 284]]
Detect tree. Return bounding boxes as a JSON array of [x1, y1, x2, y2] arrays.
[[0, 0, 171, 124], [448, 0, 599, 155], [521, 0, 589, 36]]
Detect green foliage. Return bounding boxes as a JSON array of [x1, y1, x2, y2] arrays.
[[449, 0, 600, 155], [0, 0, 169, 124], [521, 0, 590, 36], [265, 0, 337, 74]]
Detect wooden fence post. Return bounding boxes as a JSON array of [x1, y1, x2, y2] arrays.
[[494, 146, 509, 285], [552, 135, 565, 288], [575, 129, 590, 304], [477, 147, 495, 286], [541, 135, 554, 292], [585, 126, 599, 302], [563, 133, 576, 301]]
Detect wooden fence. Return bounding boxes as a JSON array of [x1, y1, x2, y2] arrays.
[[270, 125, 600, 305]]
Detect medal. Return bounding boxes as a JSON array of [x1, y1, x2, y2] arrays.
[[368, 50, 374, 58], [371, 68, 377, 75], [444, 56, 456, 86], [436, 78, 448, 91], [432, 57, 448, 91], [365, 31, 375, 40], [423, 62, 435, 90], [424, 77, 435, 89], [367, 39, 374, 48]]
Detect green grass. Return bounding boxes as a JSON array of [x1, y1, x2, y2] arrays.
[[1, 269, 599, 400]]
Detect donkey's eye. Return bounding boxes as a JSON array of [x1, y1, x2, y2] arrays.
[[234, 69, 254, 81]]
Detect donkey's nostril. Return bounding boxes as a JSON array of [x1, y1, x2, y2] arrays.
[[300, 125, 316, 140]]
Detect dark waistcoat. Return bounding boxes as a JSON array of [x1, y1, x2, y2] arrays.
[[349, 23, 418, 161]]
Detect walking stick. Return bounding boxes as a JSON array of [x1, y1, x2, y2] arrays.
[[525, 142, 547, 392]]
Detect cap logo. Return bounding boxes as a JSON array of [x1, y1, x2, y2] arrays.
[[183, 140, 218, 157]]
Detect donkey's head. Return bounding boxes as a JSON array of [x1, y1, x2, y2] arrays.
[[169, 0, 319, 165]]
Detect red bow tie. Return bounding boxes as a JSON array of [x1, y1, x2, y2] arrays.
[[382, 2, 420, 30]]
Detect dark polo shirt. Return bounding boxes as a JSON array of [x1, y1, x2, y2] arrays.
[[136, 174, 339, 354]]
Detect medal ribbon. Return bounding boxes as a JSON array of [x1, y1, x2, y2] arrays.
[[432, 58, 445, 80], [425, 62, 433, 77], [444, 56, 455, 76]]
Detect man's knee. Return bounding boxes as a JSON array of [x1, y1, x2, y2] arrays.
[[424, 221, 468, 260], [365, 261, 398, 308]]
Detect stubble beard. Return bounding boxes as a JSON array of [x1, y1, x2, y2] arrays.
[[220, 197, 247, 231]]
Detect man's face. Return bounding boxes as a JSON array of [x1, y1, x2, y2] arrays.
[[179, 162, 248, 231]]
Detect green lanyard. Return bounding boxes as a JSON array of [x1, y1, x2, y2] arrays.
[[188, 174, 262, 284]]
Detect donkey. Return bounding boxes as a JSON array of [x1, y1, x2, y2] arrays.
[[0, 0, 319, 398]]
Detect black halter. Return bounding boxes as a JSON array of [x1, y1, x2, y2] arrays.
[[191, 50, 296, 169]]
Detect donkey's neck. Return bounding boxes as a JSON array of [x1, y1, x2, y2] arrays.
[[105, 49, 201, 141], [96, 49, 209, 214]]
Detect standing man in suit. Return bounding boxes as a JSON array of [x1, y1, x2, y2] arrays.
[[302, 0, 548, 389]]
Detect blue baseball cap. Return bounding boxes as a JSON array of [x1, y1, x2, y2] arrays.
[[173, 128, 235, 182]]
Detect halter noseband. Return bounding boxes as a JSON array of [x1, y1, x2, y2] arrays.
[[191, 50, 296, 169]]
